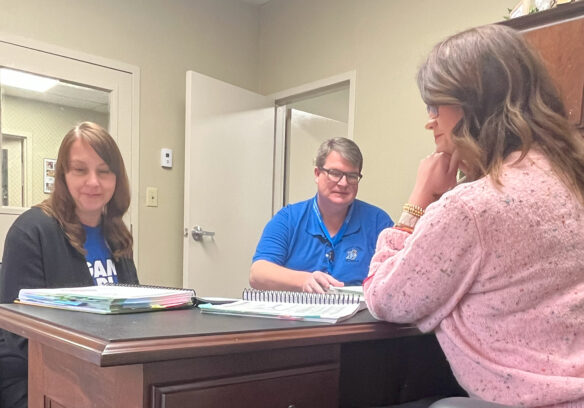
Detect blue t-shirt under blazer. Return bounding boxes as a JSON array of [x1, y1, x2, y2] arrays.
[[253, 195, 393, 285]]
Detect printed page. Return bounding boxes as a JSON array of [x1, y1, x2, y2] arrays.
[[199, 300, 363, 323], [328, 286, 364, 296]]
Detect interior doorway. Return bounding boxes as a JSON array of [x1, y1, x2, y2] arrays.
[[0, 36, 139, 258], [271, 71, 355, 213], [1, 134, 26, 207]]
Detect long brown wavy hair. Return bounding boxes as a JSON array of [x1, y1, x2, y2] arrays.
[[37, 122, 133, 260], [417, 24, 584, 204]]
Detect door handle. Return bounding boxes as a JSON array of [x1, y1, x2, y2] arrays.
[[191, 225, 215, 241]]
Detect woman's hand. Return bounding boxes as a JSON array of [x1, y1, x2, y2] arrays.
[[408, 150, 460, 209], [301, 271, 344, 294]]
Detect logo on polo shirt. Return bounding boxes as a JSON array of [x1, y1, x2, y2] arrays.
[[345, 248, 358, 261]]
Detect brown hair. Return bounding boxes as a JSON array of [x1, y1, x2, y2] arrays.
[[38, 122, 133, 259], [417, 24, 584, 203]]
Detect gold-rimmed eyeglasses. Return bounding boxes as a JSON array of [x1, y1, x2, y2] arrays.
[[319, 167, 362, 185], [426, 104, 439, 118]]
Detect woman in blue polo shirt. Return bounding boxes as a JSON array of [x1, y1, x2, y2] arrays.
[[250, 137, 392, 293]]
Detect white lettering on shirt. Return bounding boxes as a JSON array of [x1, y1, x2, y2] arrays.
[[88, 260, 118, 285]]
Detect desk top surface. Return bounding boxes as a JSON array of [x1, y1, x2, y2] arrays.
[[1, 303, 385, 340], [0, 303, 420, 366]]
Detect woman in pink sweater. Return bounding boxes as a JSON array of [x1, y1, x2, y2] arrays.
[[364, 24, 584, 408]]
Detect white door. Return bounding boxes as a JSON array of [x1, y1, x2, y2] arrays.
[[183, 71, 274, 298], [0, 37, 138, 258]]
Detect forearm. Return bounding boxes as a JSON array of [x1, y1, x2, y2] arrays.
[[249, 260, 314, 291], [365, 194, 481, 329], [365, 228, 415, 322]]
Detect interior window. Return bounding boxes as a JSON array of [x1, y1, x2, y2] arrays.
[[0, 68, 110, 209]]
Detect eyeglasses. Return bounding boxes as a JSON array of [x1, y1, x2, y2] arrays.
[[319, 167, 362, 185], [426, 104, 439, 118]]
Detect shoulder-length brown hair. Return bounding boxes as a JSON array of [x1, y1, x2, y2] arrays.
[[38, 122, 133, 260], [417, 24, 584, 203]]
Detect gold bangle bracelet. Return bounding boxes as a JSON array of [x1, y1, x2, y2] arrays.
[[403, 203, 425, 217]]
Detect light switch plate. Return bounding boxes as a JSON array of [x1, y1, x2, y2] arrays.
[[161, 148, 173, 168], [146, 187, 158, 207]]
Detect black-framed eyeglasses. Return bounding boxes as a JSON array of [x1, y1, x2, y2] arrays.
[[426, 104, 439, 118], [319, 167, 362, 185]]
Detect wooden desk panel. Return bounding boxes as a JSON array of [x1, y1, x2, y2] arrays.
[[0, 304, 428, 408], [29, 341, 145, 408], [1, 306, 464, 407]]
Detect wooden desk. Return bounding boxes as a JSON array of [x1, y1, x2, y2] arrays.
[[0, 304, 459, 408]]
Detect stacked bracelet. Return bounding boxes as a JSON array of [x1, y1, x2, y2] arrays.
[[393, 225, 414, 234], [394, 203, 426, 230], [403, 203, 425, 217], [397, 211, 420, 229]]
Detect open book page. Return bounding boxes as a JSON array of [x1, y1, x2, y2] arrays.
[[328, 285, 364, 297], [198, 298, 367, 324], [194, 296, 239, 305]]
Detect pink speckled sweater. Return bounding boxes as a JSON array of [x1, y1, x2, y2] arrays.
[[365, 151, 584, 408]]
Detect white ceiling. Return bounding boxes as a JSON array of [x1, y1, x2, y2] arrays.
[[2, 81, 110, 113]]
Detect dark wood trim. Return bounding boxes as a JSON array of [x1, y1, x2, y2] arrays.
[[0, 307, 109, 366], [100, 322, 418, 366], [499, 1, 584, 30], [0, 306, 420, 367]]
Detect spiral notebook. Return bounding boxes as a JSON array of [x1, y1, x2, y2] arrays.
[[16, 284, 196, 314], [198, 288, 366, 324]]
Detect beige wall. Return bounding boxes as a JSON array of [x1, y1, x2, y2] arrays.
[[0, 0, 517, 287], [258, 0, 517, 217], [0, 0, 260, 286]]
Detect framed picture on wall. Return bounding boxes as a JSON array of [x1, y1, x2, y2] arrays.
[[44, 158, 56, 194]]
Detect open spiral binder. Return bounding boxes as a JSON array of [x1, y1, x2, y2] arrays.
[[242, 288, 361, 305]]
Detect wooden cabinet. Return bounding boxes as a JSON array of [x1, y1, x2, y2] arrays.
[[32, 339, 340, 408], [1, 304, 438, 408], [152, 364, 338, 408], [146, 344, 340, 408], [501, 2, 584, 130]]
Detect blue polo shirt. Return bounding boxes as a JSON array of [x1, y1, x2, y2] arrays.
[[253, 196, 393, 285]]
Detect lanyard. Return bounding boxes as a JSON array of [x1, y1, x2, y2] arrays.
[[312, 195, 354, 247]]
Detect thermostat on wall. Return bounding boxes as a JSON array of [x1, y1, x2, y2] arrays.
[[161, 148, 173, 168]]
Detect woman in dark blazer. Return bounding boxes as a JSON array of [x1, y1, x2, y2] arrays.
[[0, 122, 139, 408]]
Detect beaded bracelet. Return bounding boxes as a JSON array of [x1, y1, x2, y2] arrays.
[[403, 203, 425, 217]]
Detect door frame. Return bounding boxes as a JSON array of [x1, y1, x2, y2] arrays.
[[269, 71, 356, 214], [1, 131, 30, 207], [0, 32, 141, 257]]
